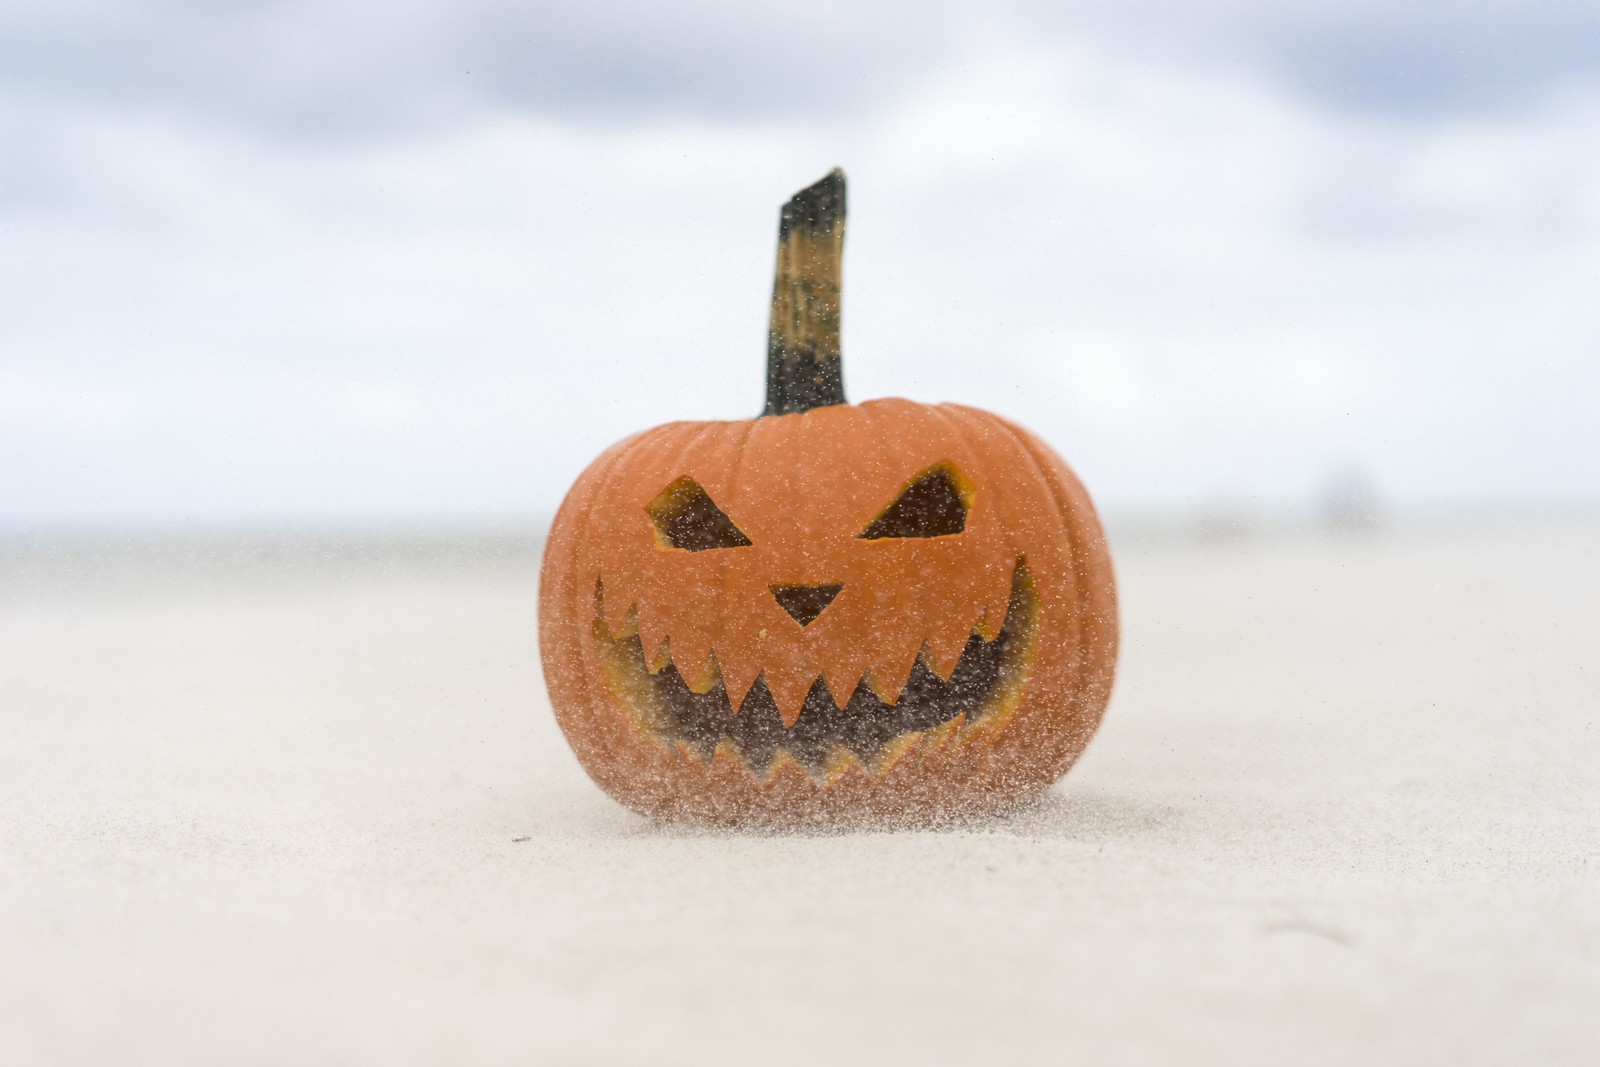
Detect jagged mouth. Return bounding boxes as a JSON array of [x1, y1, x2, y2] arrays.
[[594, 563, 1038, 778]]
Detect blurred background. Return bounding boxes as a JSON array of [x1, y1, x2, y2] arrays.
[[4, 0, 1597, 531], [4, 5, 1599, 1065]]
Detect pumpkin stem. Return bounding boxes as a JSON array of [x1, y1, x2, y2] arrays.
[[763, 168, 847, 416]]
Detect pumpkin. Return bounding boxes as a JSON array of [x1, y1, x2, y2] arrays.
[[539, 170, 1117, 825]]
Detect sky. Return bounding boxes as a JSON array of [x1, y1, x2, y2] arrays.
[[3, 0, 1598, 526]]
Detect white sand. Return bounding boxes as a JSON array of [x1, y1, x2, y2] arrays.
[[2, 521, 1596, 1065]]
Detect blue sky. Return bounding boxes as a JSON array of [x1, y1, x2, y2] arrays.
[[3, 1, 1598, 524]]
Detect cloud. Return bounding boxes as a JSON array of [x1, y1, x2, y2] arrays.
[[4, 1, 1598, 138], [1257, 1, 1600, 117], [0, 0, 970, 134], [2, 15, 1598, 523]]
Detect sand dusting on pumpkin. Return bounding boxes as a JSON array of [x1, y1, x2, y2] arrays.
[[2, 518, 1597, 1064]]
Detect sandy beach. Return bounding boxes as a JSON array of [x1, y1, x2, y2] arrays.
[[2, 519, 1596, 1065]]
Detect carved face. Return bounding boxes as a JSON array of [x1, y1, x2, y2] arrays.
[[539, 398, 1117, 825]]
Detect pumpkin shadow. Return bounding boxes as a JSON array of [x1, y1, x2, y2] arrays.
[[595, 784, 1186, 842], [992, 786, 1189, 842]]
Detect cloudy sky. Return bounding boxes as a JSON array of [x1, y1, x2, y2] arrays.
[[3, 0, 1597, 525]]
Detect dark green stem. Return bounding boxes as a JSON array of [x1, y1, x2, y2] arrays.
[[762, 168, 847, 416]]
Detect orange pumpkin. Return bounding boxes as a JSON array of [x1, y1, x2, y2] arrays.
[[539, 170, 1117, 825]]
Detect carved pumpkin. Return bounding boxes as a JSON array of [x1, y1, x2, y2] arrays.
[[539, 170, 1117, 825]]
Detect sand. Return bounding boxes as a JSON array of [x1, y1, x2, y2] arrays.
[[2, 520, 1596, 1065]]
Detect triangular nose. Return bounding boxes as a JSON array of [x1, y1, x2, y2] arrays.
[[771, 583, 843, 627]]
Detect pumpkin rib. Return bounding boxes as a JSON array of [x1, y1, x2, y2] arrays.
[[712, 418, 762, 687], [724, 410, 807, 724], [583, 433, 682, 790], [555, 436, 643, 792], [914, 401, 1011, 674], [939, 404, 1076, 638], [833, 400, 911, 701], [976, 417, 1094, 785], [971, 408, 1116, 781], [590, 422, 674, 636], [935, 405, 1097, 788], [1002, 414, 1119, 777], [732, 408, 803, 547], [986, 410, 1116, 656], [852, 401, 961, 698], [629, 421, 728, 690], [685, 418, 764, 715], [583, 424, 696, 798], [862, 402, 938, 690]]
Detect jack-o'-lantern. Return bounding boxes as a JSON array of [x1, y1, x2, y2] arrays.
[[539, 170, 1117, 825]]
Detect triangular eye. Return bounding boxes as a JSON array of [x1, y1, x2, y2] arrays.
[[859, 466, 968, 539], [647, 477, 753, 551]]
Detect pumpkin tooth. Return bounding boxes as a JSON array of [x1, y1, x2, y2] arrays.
[[820, 744, 866, 785], [916, 645, 944, 683], [608, 604, 641, 641], [829, 644, 871, 684], [863, 637, 923, 705], [598, 583, 638, 640], [681, 652, 721, 695], [708, 737, 748, 777], [861, 663, 909, 706], [762, 750, 811, 787], [922, 711, 968, 752], [922, 628, 970, 684], [870, 731, 921, 777], [821, 664, 863, 711], [973, 604, 1003, 643], [974, 569, 1015, 642], [765, 671, 813, 729], [719, 654, 761, 715], [641, 628, 671, 674], [669, 630, 715, 688]]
